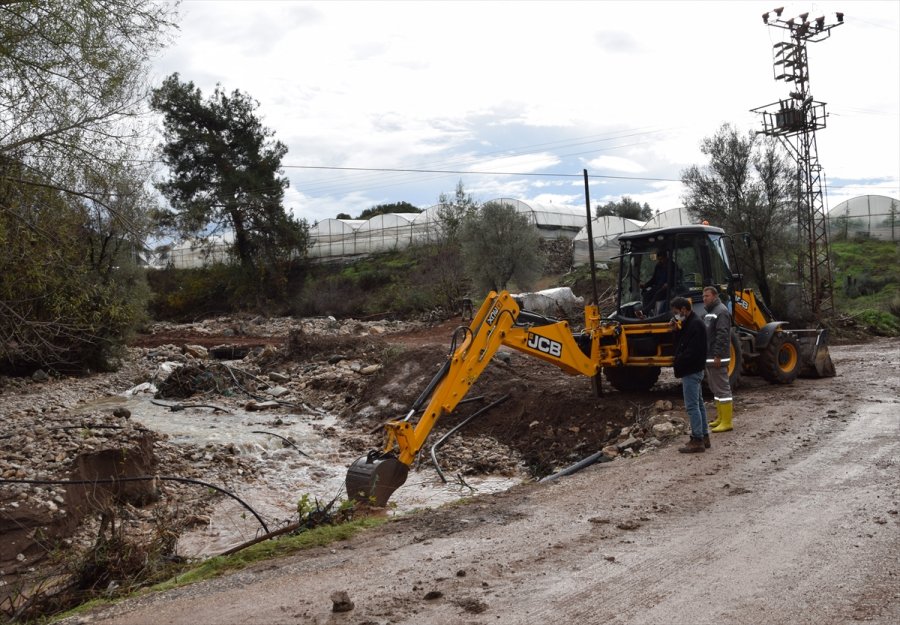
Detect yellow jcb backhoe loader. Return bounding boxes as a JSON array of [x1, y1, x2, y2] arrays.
[[346, 224, 834, 506]]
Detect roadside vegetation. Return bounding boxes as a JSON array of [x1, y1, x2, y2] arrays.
[[830, 238, 900, 336], [12, 498, 384, 623]]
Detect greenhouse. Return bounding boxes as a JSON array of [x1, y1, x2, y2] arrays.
[[307, 218, 366, 258], [304, 199, 589, 259], [354, 213, 416, 253], [642, 207, 692, 230], [410, 205, 445, 244], [573, 216, 646, 264], [572, 208, 690, 265], [488, 198, 587, 239], [827, 195, 899, 241]]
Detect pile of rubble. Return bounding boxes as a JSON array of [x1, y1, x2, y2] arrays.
[[602, 399, 690, 459]]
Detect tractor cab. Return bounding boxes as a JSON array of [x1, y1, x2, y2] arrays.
[[612, 225, 737, 322]]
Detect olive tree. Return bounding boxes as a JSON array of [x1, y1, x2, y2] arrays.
[[681, 123, 796, 306], [460, 201, 545, 293]]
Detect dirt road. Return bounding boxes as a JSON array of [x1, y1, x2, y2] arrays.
[[76, 339, 899, 625]]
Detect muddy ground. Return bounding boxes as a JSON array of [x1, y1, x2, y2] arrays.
[[2, 315, 898, 624], [1, 312, 650, 619]]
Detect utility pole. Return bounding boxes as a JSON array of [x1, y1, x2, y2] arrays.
[[752, 7, 843, 323]]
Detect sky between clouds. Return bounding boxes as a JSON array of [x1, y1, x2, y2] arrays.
[[152, 0, 900, 225]]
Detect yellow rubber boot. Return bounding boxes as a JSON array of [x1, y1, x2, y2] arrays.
[[711, 400, 733, 433], [708, 400, 722, 429]]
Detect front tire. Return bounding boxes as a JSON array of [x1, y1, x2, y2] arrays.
[[604, 365, 661, 392], [759, 331, 800, 384]]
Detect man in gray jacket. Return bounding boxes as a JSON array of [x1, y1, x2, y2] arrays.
[[703, 286, 734, 432]]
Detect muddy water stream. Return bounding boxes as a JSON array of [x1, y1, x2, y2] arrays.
[[79, 387, 525, 557]]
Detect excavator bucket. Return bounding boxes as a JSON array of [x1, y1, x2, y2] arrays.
[[345, 452, 409, 507], [796, 328, 836, 378]]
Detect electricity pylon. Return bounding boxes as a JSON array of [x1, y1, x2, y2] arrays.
[[752, 7, 844, 322]]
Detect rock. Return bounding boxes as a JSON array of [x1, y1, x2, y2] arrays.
[[330, 590, 354, 612], [359, 364, 381, 375], [651, 422, 676, 438], [617, 437, 641, 452], [113, 407, 131, 419], [268, 372, 290, 383], [266, 386, 289, 398], [328, 354, 347, 364], [183, 344, 208, 359], [602, 445, 620, 458], [31, 370, 49, 382], [423, 590, 443, 600], [654, 400, 673, 411]]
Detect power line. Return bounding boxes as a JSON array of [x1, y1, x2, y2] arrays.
[[282, 164, 681, 183]]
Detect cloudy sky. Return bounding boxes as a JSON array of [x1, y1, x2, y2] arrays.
[[152, 0, 900, 224]]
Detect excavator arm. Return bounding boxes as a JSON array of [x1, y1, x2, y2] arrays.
[[345, 291, 605, 506]]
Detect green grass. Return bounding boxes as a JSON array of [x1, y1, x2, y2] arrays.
[[831, 239, 900, 335], [49, 517, 386, 623], [152, 517, 385, 592]]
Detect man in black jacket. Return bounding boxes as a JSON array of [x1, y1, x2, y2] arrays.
[[670, 296, 709, 453]]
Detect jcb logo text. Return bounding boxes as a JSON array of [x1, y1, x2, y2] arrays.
[[527, 333, 562, 358]]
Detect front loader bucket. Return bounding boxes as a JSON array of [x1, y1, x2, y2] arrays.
[[796, 328, 836, 378], [345, 451, 409, 507]]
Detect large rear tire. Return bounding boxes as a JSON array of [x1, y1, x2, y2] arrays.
[[759, 331, 800, 384], [604, 365, 661, 392], [726, 331, 742, 390]]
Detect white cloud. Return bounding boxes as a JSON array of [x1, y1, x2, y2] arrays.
[[151, 0, 899, 223], [586, 155, 646, 174]]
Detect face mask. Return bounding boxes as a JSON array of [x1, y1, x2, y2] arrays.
[[674, 313, 685, 322]]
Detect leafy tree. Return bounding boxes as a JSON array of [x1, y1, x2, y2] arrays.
[[596, 196, 653, 221], [151, 73, 310, 299], [0, 1, 174, 372], [681, 123, 796, 305], [413, 180, 479, 310], [460, 201, 544, 292], [0, 159, 152, 371], [436, 180, 478, 245], [883, 199, 899, 241], [357, 201, 420, 220], [335, 212, 352, 220]]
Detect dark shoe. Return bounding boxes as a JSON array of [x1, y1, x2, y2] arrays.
[[678, 438, 706, 454], [703, 434, 711, 449]]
